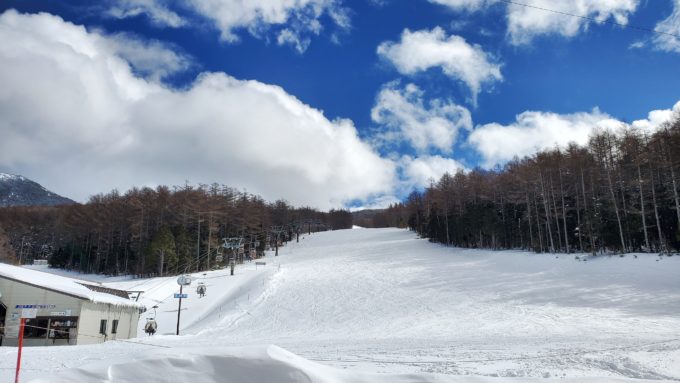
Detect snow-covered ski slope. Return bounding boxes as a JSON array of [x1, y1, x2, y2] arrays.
[[4, 228, 680, 382]]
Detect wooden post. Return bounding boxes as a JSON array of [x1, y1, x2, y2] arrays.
[[15, 318, 26, 383]]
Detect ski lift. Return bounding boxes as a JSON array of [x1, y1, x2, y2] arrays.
[[196, 282, 207, 298], [222, 237, 243, 275], [144, 318, 158, 336]]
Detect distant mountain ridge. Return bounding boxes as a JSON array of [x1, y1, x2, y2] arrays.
[[352, 208, 388, 228], [0, 173, 75, 207]]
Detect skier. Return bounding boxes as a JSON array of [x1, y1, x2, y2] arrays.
[[144, 318, 157, 336]]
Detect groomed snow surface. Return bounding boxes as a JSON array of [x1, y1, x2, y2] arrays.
[[2, 228, 680, 382]]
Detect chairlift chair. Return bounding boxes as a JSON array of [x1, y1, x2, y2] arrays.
[[197, 282, 207, 297], [144, 318, 158, 336]]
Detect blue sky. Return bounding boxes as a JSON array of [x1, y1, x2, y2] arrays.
[[1, 0, 679, 209]]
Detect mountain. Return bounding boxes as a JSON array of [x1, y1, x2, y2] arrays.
[[351, 208, 387, 228], [0, 172, 75, 207]]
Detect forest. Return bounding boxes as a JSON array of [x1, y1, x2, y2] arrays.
[[0, 183, 352, 276], [2, 115, 679, 276], [376, 115, 680, 255]]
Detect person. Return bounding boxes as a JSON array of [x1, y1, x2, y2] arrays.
[[49, 325, 56, 343], [197, 283, 206, 298], [144, 318, 157, 336]]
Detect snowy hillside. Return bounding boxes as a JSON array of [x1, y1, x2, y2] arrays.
[[0, 172, 74, 207], [3, 228, 680, 382]]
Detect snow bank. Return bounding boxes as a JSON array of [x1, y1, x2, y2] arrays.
[[27, 345, 673, 383], [0, 262, 143, 309]]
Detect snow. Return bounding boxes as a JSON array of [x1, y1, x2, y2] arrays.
[[0, 172, 24, 181], [25, 345, 673, 383], [0, 263, 144, 309], [1, 228, 679, 382], [21, 265, 135, 284]]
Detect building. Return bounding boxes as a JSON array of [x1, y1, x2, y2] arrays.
[[0, 263, 145, 347]]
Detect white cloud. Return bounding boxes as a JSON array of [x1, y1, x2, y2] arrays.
[[468, 108, 623, 166], [629, 40, 646, 49], [0, 10, 394, 210], [506, 0, 639, 45], [400, 155, 466, 190], [429, 0, 498, 12], [377, 27, 502, 101], [277, 28, 312, 53], [367, 0, 389, 7], [349, 154, 468, 209], [349, 194, 403, 211], [109, 0, 349, 51], [107, 0, 185, 28], [430, 0, 640, 45], [101, 33, 193, 81], [371, 83, 472, 153], [632, 101, 680, 131], [652, 0, 680, 53]]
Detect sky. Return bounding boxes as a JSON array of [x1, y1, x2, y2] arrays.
[[0, 0, 679, 210]]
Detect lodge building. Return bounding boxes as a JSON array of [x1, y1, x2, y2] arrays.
[[0, 263, 145, 347]]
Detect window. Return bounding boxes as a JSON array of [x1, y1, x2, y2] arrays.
[[111, 320, 119, 334], [21, 317, 79, 340], [99, 319, 107, 335], [24, 318, 49, 338], [48, 317, 78, 340]]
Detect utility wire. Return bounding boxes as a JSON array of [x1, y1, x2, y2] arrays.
[[19, 323, 172, 349], [497, 0, 680, 40]]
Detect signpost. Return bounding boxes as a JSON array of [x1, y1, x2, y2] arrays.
[[15, 317, 25, 383], [14, 305, 41, 383], [176, 275, 192, 335]]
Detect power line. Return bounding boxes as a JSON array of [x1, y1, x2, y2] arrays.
[[497, 0, 680, 40], [20, 323, 172, 349]]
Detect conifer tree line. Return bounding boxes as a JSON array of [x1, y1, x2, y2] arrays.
[[381, 116, 680, 254], [0, 183, 352, 276]]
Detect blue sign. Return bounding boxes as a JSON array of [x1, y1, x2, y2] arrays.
[[174, 293, 188, 299], [15, 304, 55, 309]]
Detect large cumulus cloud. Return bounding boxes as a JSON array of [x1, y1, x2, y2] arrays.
[[0, 10, 394, 209]]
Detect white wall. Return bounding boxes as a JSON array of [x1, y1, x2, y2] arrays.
[[0, 276, 83, 347], [0, 277, 140, 347], [79, 302, 140, 345]]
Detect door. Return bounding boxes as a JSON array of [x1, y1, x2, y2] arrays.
[[0, 302, 6, 346]]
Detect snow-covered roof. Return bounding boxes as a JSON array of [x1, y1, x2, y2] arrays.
[[0, 263, 144, 310]]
